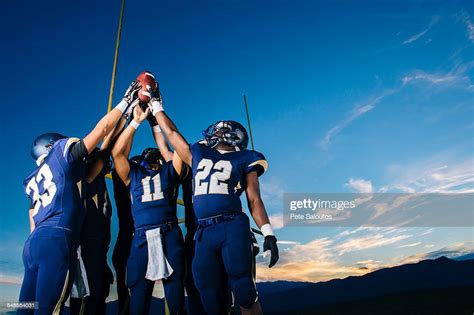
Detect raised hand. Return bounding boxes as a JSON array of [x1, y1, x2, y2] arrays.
[[123, 80, 141, 104], [133, 104, 150, 124], [148, 90, 164, 116], [123, 99, 140, 120]]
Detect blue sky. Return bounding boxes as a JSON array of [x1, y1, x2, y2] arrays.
[[0, 0, 473, 302]]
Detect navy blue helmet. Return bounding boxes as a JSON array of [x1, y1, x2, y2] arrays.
[[140, 147, 165, 169], [202, 120, 249, 150], [31, 132, 67, 161]]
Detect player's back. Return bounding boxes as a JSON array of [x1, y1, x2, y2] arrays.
[[129, 160, 180, 229], [23, 138, 85, 238], [190, 143, 267, 219], [81, 170, 111, 244]]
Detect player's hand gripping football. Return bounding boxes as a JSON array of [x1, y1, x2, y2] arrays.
[[123, 80, 141, 105], [263, 235, 279, 268], [148, 89, 164, 116]]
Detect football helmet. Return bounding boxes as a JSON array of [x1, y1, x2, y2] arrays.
[[140, 147, 165, 170], [202, 121, 249, 151], [31, 132, 67, 161]]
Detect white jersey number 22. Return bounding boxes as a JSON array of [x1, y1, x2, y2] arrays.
[[195, 159, 232, 195]]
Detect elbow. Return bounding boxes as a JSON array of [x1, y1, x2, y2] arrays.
[[96, 121, 112, 139], [248, 195, 263, 210], [111, 145, 122, 159]]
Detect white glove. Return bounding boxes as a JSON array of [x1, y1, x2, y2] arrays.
[[122, 99, 140, 120], [123, 80, 141, 104], [115, 80, 142, 113], [148, 91, 164, 116]]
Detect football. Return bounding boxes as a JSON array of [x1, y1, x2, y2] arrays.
[[136, 71, 158, 103]]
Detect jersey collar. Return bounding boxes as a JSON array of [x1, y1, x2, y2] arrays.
[[36, 154, 47, 166]]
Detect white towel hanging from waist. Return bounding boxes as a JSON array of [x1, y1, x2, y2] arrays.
[[70, 246, 90, 298], [145, 227, 174, 281]]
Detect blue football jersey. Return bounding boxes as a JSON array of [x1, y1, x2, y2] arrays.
[[23, 138, 85, 237], [129, 160, 180, 229], [190, 143, 268, 219], [81, 169, 111, 242]]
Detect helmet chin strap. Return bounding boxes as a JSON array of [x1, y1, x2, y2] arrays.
[[36, 154, 48, 166]]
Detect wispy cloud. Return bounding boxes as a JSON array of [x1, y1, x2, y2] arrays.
[[256, 237, 369, 282], [384, 158, 474, 194], [268, 214, 284, 230], [400, 242, 474, 264], [260, 176, 285, 208], [277, 240, 300, 245], [402, 16, 440, 45], [398, 241, 422, 248], [321, 61, 474, 148], [402, 72, 458, 85], [402, 62, 474, 90], [321, 90, 395, 148], [256, 228, 412, 282], [257, 227, 474, 282], [457, 10, 474, 42], [342, 156, 473, 224], [346, 178, 373, 193], [0, 273, 22, 285], [335, 233, 411, 255]]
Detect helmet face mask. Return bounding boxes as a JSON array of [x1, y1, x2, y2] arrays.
[[202, 121, 249, 151], [140, 147, 164, 170], [31, 133, 67, 162]]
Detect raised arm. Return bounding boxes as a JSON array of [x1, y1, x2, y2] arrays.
[[112, 106, 150, 185], [148, 93, 193, 166], [147, 113, 188, 177], [85, 114, 128, 183], [147, 114, 173, 162], [83, 81, 140, 154], [245, 171, 279, 268]]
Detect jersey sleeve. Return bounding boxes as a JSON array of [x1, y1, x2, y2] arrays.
[[190, 142, 202, 158], [246, 151, 268, 176], [56, 137, 87, 164], [128, 161, 139, 186], [166, 160, 181, 183]]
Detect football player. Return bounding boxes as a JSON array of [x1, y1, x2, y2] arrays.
[[111, 105, 187, 315], [111, 168, 134, 314], [19, 81, 141, 314], [147, 92, 279, 315], [70, 116, 128, 315], [181, 172, 207, 315]]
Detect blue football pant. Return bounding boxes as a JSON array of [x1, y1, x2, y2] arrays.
[[70, 238, 113, 315], [127, 225, 185, 315], [193, 214, 257, 315], [18, 227, 77, 315], [112, 170, 134, 315]]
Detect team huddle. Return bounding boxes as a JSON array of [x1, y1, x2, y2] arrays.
[[19, 71, 279, 315]]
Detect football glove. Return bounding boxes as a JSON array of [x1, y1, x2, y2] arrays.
[[122, 99, 139, 120], [123, 80, 141, 104], [148, 90, 164, 115], [263, 235, 279, 268]]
